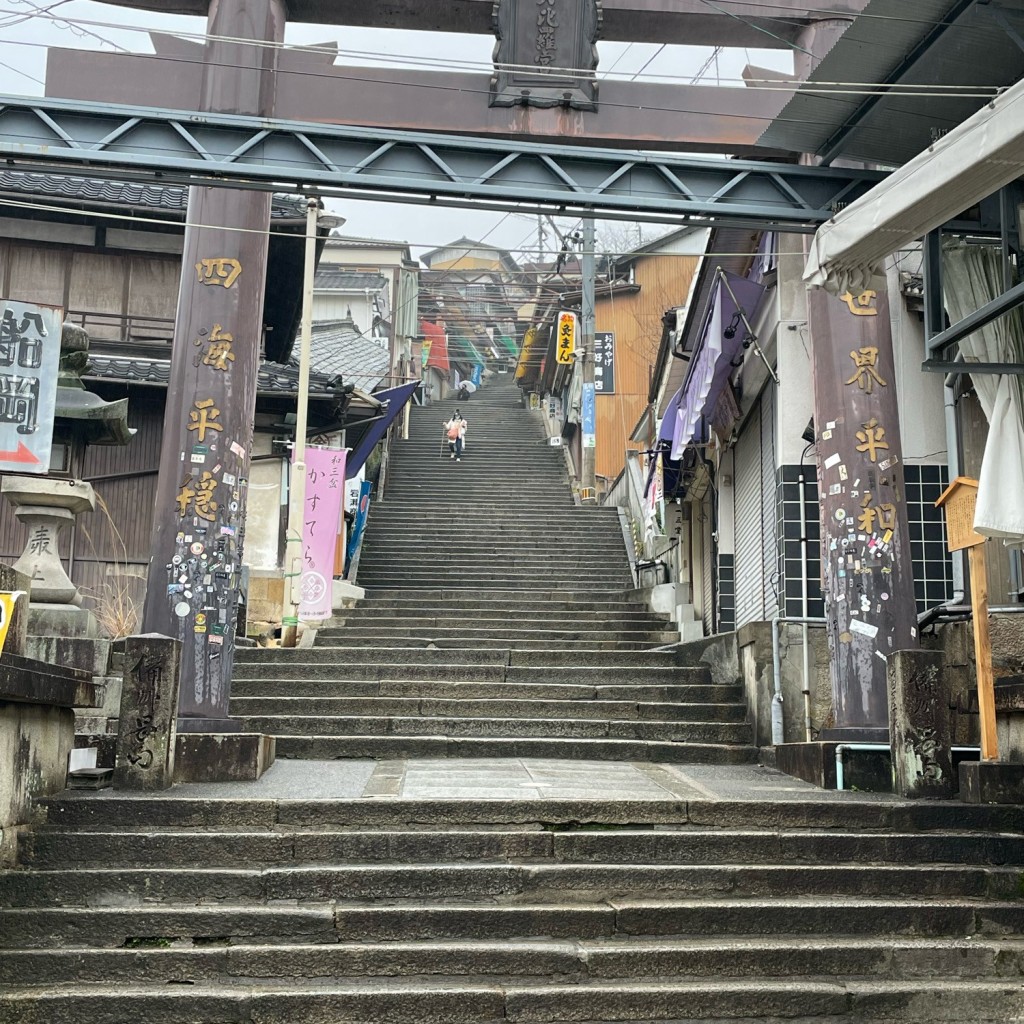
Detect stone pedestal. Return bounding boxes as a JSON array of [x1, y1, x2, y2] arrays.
[[1, 477, 95, 606], [112, 634, 181, 791], [888, 649, 954, 799], [0, 565, 29, 657], [959, 761, 1024, 804]]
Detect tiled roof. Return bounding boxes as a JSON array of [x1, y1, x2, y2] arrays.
[[303, 320, 390, 390], [85, 355, 342, 397], [314, 268, 389, 291], [326, 234, 411, 249], [0, 170, 307, 219]]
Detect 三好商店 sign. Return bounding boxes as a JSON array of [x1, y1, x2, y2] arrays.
[[594, 331, 615, 394]]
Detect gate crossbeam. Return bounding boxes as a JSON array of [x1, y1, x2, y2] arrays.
[[0, 94, 889, 228]]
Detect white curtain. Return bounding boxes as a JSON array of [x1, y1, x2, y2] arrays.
[[944, 242, 1024, 541]]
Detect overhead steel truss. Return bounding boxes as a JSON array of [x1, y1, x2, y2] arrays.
[[0, 94, 888, 230]]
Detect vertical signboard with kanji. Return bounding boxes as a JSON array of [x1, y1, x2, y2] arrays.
[[0, 299, 63, 474], [582, 382, 596, 449], [299, 447, 346, 620], [808, 284, 918, 736], [594, 331, 615, 394], [556, 312, 577, 365]]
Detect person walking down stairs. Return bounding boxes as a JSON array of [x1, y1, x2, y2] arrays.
[[444, 409, 467, 461]]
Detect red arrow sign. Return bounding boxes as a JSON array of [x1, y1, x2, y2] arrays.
[[0, 442, 40, 465]]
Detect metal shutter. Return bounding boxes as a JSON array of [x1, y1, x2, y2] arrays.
[[696, 502, 711, 634], [760, 385, 780, 620], [733, 386, 779, 626]]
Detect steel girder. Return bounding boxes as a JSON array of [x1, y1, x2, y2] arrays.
[[0, 94, 889, 229]]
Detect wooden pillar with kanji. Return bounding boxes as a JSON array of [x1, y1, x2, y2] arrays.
[[141, 0, 286, 725], [807, 284, 919, 739]]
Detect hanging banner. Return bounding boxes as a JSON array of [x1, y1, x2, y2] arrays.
[[594, 331, 616, 394], [345, 480, 373, 575], [556, 311, 577, 364], [472, 364, 483, 386], [0, 590, 25, 656], [0, 299, 63, 475], [515, 326, 538, 381], [582, 382, 596, 448], [298, 447, 346, 620]]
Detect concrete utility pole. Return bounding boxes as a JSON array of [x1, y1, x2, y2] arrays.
[[282, 197, 321, 649], [141, 0, 286, 727], [580, 217, 597, 502]]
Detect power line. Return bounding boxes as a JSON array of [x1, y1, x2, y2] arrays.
[[697, 0, 814, 56], [0, 58, 42, 86], [0, 7, 1011, 97]]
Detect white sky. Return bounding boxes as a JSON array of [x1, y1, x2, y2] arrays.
[[0, 0, 792, 262]]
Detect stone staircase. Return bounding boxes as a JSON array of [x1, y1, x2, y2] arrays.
[[230, 378, 757, 764], [3, 790, 1024, 1021], [5, 376, 1024, 1021]]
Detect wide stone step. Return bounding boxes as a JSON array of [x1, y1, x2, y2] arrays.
[[3, 936, 1022, 988], [309, 637, 675, 652], [229, 680, 733, 702], [355, 576, 635, 590], [360, 538, 629, 553], [230, 664, 712, 685], [21, 827, 1024, 870], [3, 978, 1024, 1024], [235, 647, 683, 667], [370, 506, 619, 516], [273, 735, 759, 763], [350, 606, 655, 620], [3, 892, 1021, 942], [355, 559, 631, 574], [235, 714, 753, 744], [37, 793, 1024, 831], [357, 588, 642, 603], [356, 565, 633, 578], [227, 696, 743, 722], [321, 614, 671, 630]]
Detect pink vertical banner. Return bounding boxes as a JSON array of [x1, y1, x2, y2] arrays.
[[299, 447, 346, 620]]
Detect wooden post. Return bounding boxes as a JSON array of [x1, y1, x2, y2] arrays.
[[936, 476, 998, 761], [968, 544, 998, 760], [140, 0, 286, 724], [807, 284, 919, 737]]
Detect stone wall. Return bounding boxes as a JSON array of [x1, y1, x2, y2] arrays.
[[734, 615, 1005, 753], [0, 701, 74, 865], [738, 621, 832, 748]]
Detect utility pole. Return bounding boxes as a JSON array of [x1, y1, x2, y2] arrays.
[[580, 216, 597, 502], [281, 197, 320, 648]]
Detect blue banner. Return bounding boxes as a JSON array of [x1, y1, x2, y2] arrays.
[[346, 380, 420, 478], [582, 382, 596, 448], [471, 364, 483, 386], [345, 481, 373, 575]]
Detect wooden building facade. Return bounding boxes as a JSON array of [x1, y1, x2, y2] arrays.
[[593, 229, 705, 490]]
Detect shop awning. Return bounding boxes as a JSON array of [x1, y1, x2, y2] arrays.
[[448, 334, 486, 364], [498, 334, 519, 357], [515, 326, 541, 386], [804, 75, 1024, 296], [346, 380, 421, 478], [420, 320, 448, 372], [668, 271, 765, 460]]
